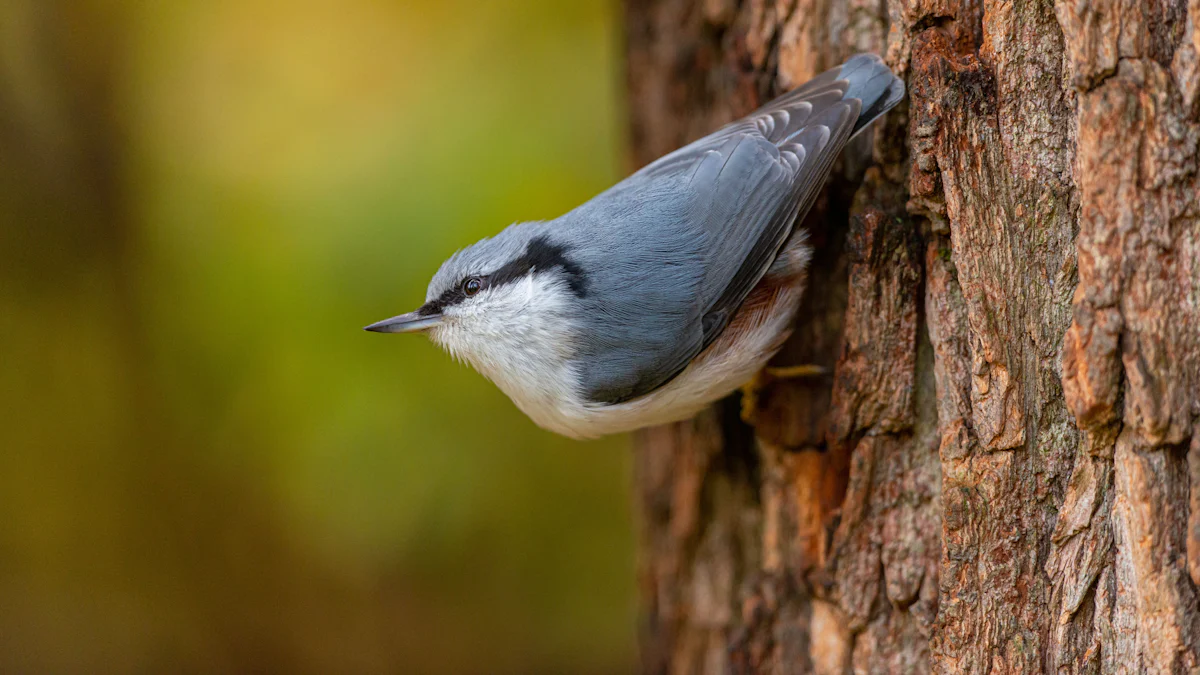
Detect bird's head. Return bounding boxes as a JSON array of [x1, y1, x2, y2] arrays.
[[366, 224, 586, 384]]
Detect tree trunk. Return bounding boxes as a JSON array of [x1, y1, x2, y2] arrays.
[[625, 0, 1200, 673]]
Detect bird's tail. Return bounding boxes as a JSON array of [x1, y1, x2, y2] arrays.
[[837, 53, 905, 137]]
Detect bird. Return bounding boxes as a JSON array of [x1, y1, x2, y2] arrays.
[[366, 53, 904, 439]]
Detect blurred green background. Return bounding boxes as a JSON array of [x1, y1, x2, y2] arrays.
[[0, 1, 634, 673]]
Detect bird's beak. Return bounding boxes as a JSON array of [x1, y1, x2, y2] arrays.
[[364, 310, 443, 334]]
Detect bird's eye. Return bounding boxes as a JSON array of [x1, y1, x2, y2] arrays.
[[462, 276, 483, 296]]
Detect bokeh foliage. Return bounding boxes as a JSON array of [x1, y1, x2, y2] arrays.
[[0, 1, 633, 672]]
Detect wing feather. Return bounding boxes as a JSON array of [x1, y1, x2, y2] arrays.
[[571, 54, 901, 404]]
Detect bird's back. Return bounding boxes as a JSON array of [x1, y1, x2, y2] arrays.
[[552, 54, 904, 407]]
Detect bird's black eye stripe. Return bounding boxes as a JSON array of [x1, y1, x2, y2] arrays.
[[418, 275, 486, 315], [489, 237, 587, 298], [419, 236, 586, 316]]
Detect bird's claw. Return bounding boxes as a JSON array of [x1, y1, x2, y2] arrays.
[[740, 364, 827, 424], [764, 364, 827, 379]]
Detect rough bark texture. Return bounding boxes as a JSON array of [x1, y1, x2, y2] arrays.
[[626, 0, 1200, 673]]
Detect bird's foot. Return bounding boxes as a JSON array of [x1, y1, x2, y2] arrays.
[[740, 364, 828, 424], [764, 364, 827, 379]]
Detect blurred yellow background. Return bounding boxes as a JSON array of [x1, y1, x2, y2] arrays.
[[0, 1, 633, 673]]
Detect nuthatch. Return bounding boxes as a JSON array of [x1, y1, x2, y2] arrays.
[[367, 54, 904, 439]]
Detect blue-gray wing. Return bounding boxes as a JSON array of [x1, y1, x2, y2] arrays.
[[571, 54, 903, 404]]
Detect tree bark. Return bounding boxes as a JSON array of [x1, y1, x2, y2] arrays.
[[625, 0, 1200, 673]]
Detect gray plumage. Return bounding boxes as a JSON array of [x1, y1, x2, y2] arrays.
[[419, 54, 904, 405]]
